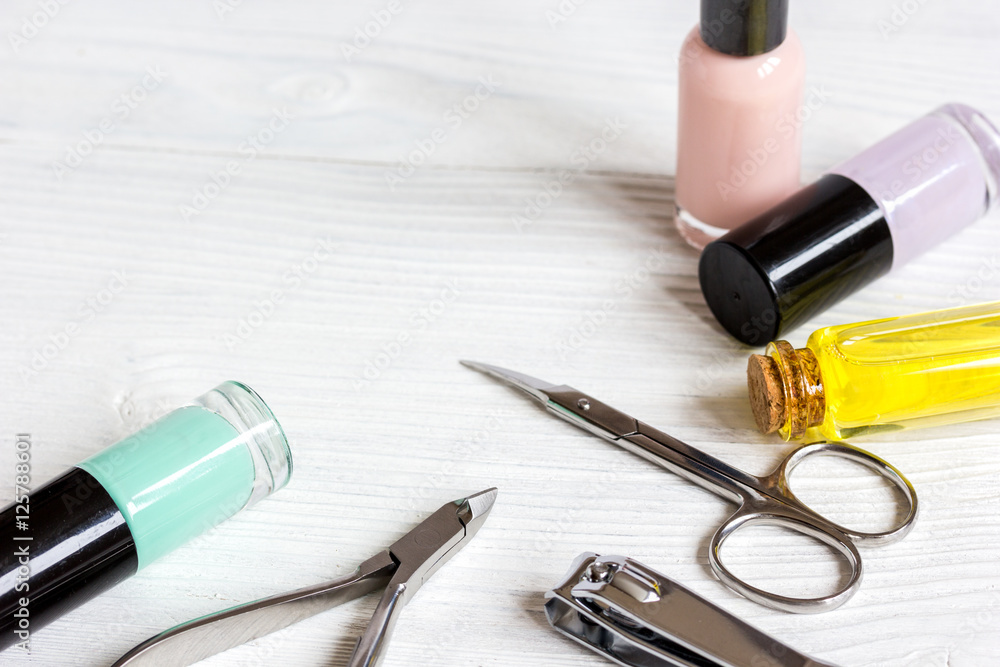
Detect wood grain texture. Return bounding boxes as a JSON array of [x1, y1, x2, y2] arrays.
[[1, 1, 999, 665]]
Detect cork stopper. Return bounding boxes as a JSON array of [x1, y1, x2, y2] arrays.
[[747, 354, 786, 433], [746, 342, 826, 440]]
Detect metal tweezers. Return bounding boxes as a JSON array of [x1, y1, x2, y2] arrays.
[[546, 553, 840, 667], [112, 488, 497, 667]]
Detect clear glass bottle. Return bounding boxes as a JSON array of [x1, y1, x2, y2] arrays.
[[747, 301, 1000, 441]]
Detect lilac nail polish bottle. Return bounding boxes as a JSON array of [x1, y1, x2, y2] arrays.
[[699, 103, 1000, 344]]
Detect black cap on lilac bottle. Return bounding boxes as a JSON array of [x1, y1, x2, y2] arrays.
[[698, 103, 1000, 346]]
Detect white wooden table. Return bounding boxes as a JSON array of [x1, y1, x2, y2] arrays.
[[2, 1, 1000, 665]]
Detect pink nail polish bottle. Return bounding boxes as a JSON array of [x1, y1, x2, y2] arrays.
[[675, 0, 805, 249]]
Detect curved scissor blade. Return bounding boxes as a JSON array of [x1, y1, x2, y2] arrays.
[[459, 360, 558, 403], [462, 361, 640, 441]]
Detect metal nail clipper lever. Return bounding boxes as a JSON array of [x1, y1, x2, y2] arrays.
[[111, 488, 498, 667], [546, 553, 840, 667], [462, 361, 919, 613]]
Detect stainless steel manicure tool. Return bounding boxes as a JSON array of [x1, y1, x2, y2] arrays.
[[112, 488, 498, 667], [462, 361, 919, 613], [546, 552, 840, 667]]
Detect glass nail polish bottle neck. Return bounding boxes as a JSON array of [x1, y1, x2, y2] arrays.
[[748, 301, 1000, 441], [675, 0, 805, 248]]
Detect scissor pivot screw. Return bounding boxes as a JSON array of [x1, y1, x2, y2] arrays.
[[577, 398, 591, 411]]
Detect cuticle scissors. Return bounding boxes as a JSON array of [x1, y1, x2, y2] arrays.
[[462, 361, 918, 614]]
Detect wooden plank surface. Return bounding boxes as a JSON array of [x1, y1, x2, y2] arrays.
[[1, 1, 1000, 665]]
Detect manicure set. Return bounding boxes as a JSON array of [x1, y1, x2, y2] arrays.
[[4, 0, 1000, 665]]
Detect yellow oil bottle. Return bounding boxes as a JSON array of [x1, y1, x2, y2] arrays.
[[747, 301, 1000, 441]]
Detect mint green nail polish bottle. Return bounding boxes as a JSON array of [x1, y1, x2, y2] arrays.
[[0, 381, 292, 650]]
